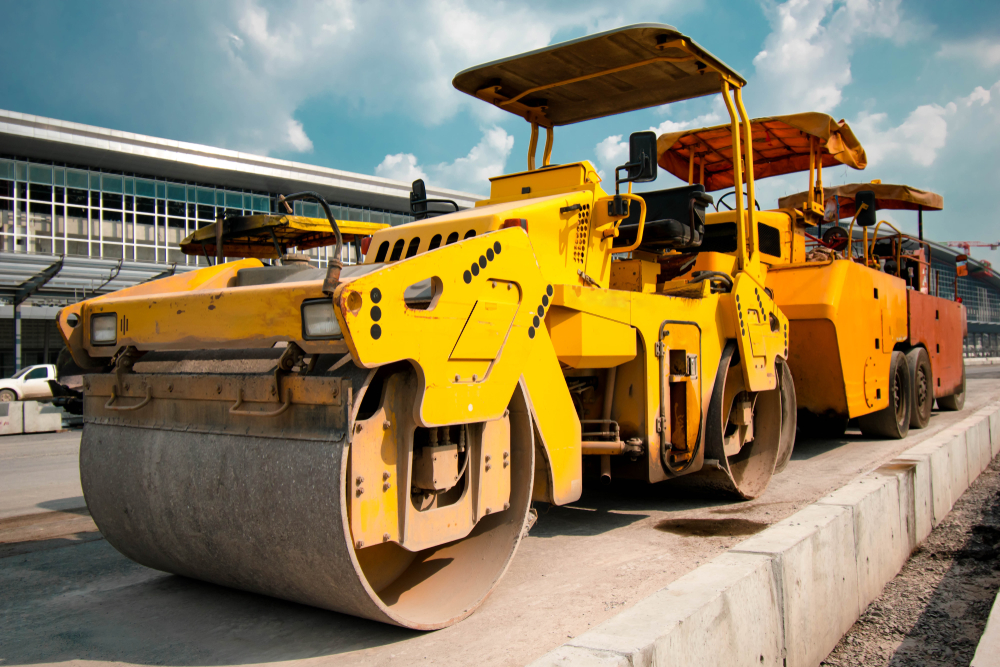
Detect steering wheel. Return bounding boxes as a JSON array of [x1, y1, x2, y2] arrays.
[[715, 190, 761, 212]]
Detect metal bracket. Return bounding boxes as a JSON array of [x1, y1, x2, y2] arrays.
[[273, 342, 306, 402]]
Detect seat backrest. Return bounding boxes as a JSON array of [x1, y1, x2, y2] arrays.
[[624, 184, 712, 227], [613, 184, 713, 251]]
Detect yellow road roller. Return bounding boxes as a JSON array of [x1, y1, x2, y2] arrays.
[[59, 24, 795, 629]]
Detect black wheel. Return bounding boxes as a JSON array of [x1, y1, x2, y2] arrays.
[[906, 347, 932, 429], [937, 365, 966, 411], [797, 410, 849, 439], [692, 342, 784, 499], [857, 351, 911, 439]]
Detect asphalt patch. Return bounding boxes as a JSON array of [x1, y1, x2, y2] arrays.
[[654, 517, 769, 537]]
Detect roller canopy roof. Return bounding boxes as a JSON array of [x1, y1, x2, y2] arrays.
[[180, 215, 387, 260], [657, 113, 867, 191], [778, 183, 943, 219], [452, 24, 745, 128]]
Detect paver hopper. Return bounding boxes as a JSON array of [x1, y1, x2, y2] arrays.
[[59, 24, 796, 629]]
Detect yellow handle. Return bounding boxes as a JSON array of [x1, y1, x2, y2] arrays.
[[602, 194, 647, 254]]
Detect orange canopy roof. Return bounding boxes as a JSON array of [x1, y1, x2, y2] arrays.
[[657, 112, 867, 191], [777, 182, 943, 219]]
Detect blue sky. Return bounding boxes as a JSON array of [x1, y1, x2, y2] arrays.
[[2, 0, 999, 263]]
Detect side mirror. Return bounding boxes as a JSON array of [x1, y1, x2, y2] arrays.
[[615, 131, 657, 194], [627, 131, 658, 183], [410, 179, 428, 219], [855, 190, 877, 227]]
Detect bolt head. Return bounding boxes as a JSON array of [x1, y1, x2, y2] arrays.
[[356, 540, 364, 549], [383, 419, 391, 429], [503, 502, 510, 510], [167, 383, 173, 392], [484, 507, 491, 515], [383, 482, 391, 491], [485, 454, 491, 462], [485, 463, 492, 472], [356, 476, 364, 484], [216, 385, 222, 394], [383, 471, 391, 480], [383, 533, 390, 542], [331, 386, 339, 397]]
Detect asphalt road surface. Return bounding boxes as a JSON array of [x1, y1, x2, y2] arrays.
[[2, 377, 999, 667]]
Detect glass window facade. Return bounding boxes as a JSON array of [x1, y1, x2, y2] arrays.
[[0, 156, 414, 268]]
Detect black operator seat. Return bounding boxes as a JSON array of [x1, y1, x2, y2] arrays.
[[612, 184, 714, 251]]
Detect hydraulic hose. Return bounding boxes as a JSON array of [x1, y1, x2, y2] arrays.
[[278, 191, 344, 294]]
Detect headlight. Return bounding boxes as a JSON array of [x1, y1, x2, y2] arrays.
[[301, 299, 342, 339], [91, 313, 118, 345]]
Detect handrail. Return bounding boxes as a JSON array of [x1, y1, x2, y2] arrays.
[[105, 386, 152, 411], [229, 387, 292, 417], [602, 193, 647, 254]]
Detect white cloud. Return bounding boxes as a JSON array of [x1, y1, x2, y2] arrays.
[[844, 80, 1000, 170], [377, 125, 514, 194], [749, 0, 924, 114], [937, 39, 1000, 68], [375, 153, 426, 183], [593, 111, 722, 177], [284, 119, 314, 152], [853, 103, 953, 168], [219, 0, 686, 155]]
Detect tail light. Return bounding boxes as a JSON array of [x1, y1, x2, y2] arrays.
[[360, 236, 372, 257], [502, 218, 528, 231]]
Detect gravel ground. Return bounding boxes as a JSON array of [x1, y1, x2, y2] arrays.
[[822, 457, 1000, 666]]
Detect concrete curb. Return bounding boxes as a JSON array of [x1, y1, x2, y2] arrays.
[[967, 357, 1000, 366], [972, 589, 1000, 666], [530, 402, 1000, 667]]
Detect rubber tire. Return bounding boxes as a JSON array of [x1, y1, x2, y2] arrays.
[[797, 410, 849, 439], [937, 365, 966, 411], [0, 389, 16, 402], [857, 350, 911, 439], [906, 347, 933, 429]]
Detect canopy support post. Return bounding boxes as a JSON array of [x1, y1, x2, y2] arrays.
[[721, 81, 749, 272], [542, 126, 554, 167], [735, 86, 758, 269], [527, 122, 539, 171], [918, 206, 924, 241], [687, 150, 695, 185]]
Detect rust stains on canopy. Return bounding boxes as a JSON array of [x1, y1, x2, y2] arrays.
[[452, 24, 745, 128], [778, 183, 944, 219], [657, 113, 867, 191], [180, 215, 388, 259]]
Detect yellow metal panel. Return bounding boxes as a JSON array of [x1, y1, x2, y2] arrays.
[[450, 286, 520, 361], [609, 259, 660, 293], [487, 162, 595, 202], [334, 227, 582, 505], [767, 259, 908, 418], [546, 306, 636, 368], [732, 272, 785, 391], [79, 277, 345, 356]]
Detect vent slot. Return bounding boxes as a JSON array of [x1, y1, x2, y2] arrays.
[[573, 203, 591, 265]]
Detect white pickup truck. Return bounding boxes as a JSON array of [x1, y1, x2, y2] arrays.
[[0, 364, 57, 402]]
